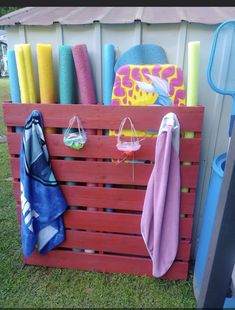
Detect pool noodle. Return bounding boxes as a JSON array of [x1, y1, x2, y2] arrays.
[[36, 44, 56, 103], [59, 46, 77, 196], [59, 45, 80, 251], [7, 49, 21, 103], [102, 44, 115, 105], [185, 41, 200, 139], [72, 44, 97, 252], [182, 41, 200, 193], [102, 44, 115, 212], [15, 44, 37, 104], [59, 45, 76, 105], [186, 41, 200, 108], [15, 45, 29, 103], [72, 44, 96, 105], [59, 45, 76, 133], [22, 44, 37, 103], [37, 44, 56, 134], [7, 49, 22, 133]]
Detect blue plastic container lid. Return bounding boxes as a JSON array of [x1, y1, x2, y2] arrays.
[[212, 153, 226, 178]]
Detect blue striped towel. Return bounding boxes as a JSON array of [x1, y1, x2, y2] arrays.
[[20, 110, 67, 256]]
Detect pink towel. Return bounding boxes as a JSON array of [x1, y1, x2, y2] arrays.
[[141, 112, 180, 277], [72, 44, 96, 105]]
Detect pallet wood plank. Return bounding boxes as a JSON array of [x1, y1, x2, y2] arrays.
[[15, 208, 191, 260], [3, 103, 204, 132], [7, 132, 202, 162], [10, 157, 199, 187], [63, 210, 193, 239], [13, 181, 196, 214], [23, 249, 189, 280], [60, 230, 191, 261], [16, 204, 193, 239]]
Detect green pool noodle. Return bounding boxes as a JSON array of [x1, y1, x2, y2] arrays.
[[183, 41, 200, 193], [186, 41, 200, 107], [185, 41, 200, 139], [59, 45, 76, 105], [59, 46, 77, 176], [59, 45, 81, 238], [185, 41, 200, 138]]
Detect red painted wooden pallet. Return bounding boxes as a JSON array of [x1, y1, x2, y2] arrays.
[[3, 102, 204, 280]]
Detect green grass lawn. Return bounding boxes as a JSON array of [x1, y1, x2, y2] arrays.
[[0, 78, 196, 308]]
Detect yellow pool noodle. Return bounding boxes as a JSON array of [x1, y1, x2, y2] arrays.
[[15, 45, 29, 103], [22, 44, 37, 103], [36, 44, 56, 103], [15, 44, 37, 104]]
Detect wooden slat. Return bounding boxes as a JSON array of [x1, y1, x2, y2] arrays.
[[15, 205, 193, 239], [13, 181, 196, 214], [60, 230, 191, 261], [7, 132, 202, 162], [15, 208, 191, 261], [3, 103, 204, 132], [62, 210, 193, 239], [10, 157, 199, 188], [23, 249, 189, 280]]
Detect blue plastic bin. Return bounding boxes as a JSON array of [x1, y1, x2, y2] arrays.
[[193, 153, 235, 307]]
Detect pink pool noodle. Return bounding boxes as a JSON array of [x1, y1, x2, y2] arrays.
[[72, 44, 97, 253], [72, 44, 96, 105]]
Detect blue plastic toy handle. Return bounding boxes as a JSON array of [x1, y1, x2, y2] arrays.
[[229, 96, 235, 137]]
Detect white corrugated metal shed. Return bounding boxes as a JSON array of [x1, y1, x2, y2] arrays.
[[1, 7, 235, 258], [0, 7, 235, 25]]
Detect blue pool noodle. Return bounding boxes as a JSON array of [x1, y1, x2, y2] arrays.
[[7, 49, 21, 103], [102, 44, 115, 106], [7, 49, 22, 133], [102, 44, 115, 212]]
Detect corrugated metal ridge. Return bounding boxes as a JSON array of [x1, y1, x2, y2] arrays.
[[0, 7, 36, 25], [0, 7, 235, 26], [18, 7, 79, 26], [57, 7, 114, 25]]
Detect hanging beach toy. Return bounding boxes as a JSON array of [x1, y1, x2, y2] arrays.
[[63, 115, 87, 150], [116, 116, 141, 155], [116, 117, 142, 180]]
